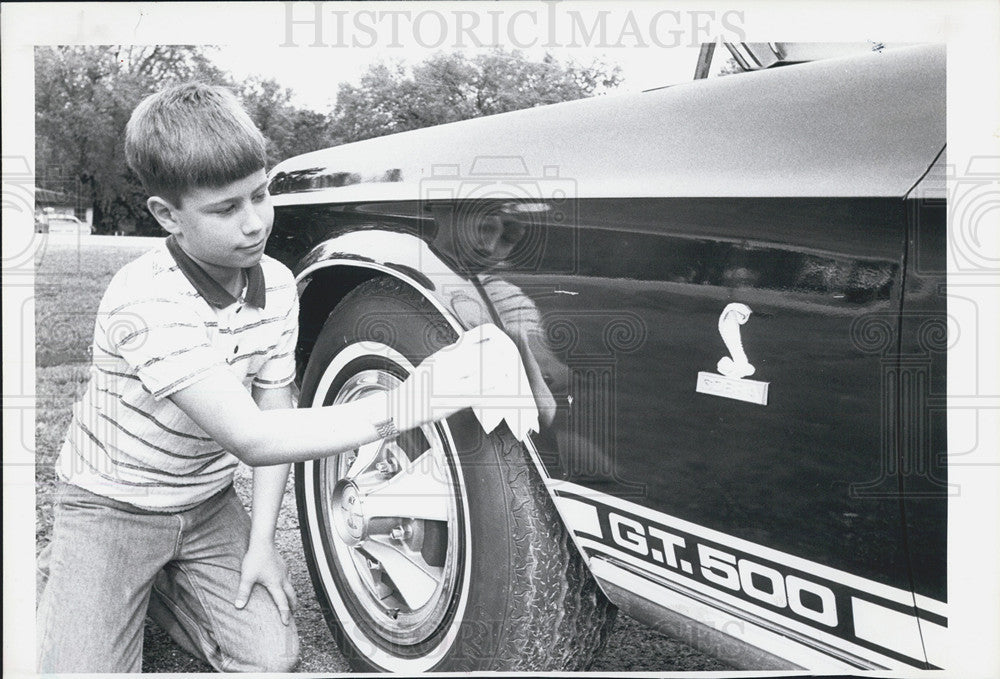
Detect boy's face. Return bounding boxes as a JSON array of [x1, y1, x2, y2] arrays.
[[155, 169, 273, 275]]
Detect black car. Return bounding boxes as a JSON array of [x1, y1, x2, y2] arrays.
[[264, 42, 946, 672]]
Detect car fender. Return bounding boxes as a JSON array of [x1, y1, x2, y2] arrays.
[[293, 228, 600, 570]]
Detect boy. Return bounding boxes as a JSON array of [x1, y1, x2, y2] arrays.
[[36, 82, 514, 672]]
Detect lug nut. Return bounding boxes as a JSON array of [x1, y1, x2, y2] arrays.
[[390, 525, 410, 541], [375, 460, 396, 476]]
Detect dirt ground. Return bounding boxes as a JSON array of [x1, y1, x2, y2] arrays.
[[34, 235, 729, 672]]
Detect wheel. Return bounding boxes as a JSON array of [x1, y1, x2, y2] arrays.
[[295, 275, 616, 672]]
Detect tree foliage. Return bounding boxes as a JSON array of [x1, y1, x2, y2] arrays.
[[35, 45, 336, 234], [237, 76, 338, 163], [716, 57, 745, 77], [36, 46, 229, 234], [35, 45, 621, 234], [334, 48, 623, 143]]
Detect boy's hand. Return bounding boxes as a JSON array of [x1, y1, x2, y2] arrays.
[[389, 324, 539, 438], [235, 541, 297, 626]]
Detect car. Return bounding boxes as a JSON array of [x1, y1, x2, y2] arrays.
[[45, 214, 91, 235], [264, 42, 946, 672]]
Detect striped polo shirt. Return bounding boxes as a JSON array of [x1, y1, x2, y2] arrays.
[[56, 236, 298, 511], [477, 274, 543, 338]]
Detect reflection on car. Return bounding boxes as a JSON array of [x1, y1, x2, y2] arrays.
[[265, 42, 946, 672]]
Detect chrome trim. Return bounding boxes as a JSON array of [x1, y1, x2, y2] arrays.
[[590, 556, 884, 671], [694, 42, 716, 80]]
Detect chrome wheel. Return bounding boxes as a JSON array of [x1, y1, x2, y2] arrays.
[[296, 276, 616, 671], [316, 367, 464, 646]]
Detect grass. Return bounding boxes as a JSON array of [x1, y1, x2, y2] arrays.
[[34, 242, 153, 546], [34, 235, 728, 673], [33, 237, 351, 672]]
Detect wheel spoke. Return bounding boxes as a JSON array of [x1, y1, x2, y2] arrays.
[[362, 536, 442, 610], [317, 358, 467, 642], [362, 449, 453, 522], [349, 547, 392, 600], [347, 438, 384, 479]]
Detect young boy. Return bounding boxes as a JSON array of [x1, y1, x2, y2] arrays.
[[36, 82, 514, 672]]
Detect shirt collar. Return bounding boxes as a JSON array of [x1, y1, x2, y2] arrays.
[[165, 235, 266, 309]]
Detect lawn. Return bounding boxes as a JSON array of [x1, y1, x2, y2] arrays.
[[33, 236, 351, 672], [34, 235, 726, 673]]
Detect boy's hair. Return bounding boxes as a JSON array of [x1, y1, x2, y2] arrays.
[[125, 82, 266, 205]]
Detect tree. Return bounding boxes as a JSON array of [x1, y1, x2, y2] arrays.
[[237, 76, 338, 164], [35, 46, 335, 234], [333, 48, 623, 143], [35, 45, 622, 234], [716, 57, 745, 77], [35, 45, 227, 234]]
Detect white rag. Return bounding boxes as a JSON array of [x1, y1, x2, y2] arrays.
[[433, 324, 540, 441]]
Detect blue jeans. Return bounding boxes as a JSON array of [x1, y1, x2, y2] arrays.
[[37, 482, 299, 672]]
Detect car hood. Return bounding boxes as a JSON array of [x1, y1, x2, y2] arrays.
[[270, 44, 944, 203]]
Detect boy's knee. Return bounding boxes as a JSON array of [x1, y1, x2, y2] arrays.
[[225, 624, 299, 672], [245, 646, 299, 673], [264, 630, 300, 673]]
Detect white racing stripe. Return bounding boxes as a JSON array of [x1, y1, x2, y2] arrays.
[[914, 593, 949, 618], [919, 617, 949, 669], [852, 598, 926, 660], [589, 558, 860, 671], [577, 537, 919, 670], [556, 496, 602, 537], [550, 480, 948, 669], [549, 479, 944, 613]]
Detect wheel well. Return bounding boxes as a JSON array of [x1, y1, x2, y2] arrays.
[[296, 265, 451, 382], [296, 266, 381, 382]]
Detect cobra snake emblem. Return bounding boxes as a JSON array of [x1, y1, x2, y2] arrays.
[[716, 303, 755, 379]]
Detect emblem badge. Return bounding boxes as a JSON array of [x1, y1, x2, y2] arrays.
[[696, 303, 770, 405]]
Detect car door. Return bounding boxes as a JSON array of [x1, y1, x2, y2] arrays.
[[504, 194, 910, 570], [495, 193, 931, 667]]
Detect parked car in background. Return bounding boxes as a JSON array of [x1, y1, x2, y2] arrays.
[[42, 214, 91, 235], [264, 43, 946, 672]]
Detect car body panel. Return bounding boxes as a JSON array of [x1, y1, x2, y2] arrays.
[[554, 479, 941, 670], [503, 196, 912, 589], [270, 44, 943, 203], [274, 201, 938, 670], [899, 151, 949, 668], [276, 197, 919, 594], [268, 42, 946, 671]]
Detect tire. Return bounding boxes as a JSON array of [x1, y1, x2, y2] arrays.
[[294, 275, 616, 672]]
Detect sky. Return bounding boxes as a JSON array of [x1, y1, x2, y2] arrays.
[[209, 43, 704, 112], [203, 3, 731, 110]]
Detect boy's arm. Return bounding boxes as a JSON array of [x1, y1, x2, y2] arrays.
[[169, 367, 407, 466], [169, 325, 531, 467], [233, 385, 296, 622]]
